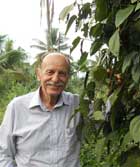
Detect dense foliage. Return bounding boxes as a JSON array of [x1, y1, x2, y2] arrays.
[[60, 0, 140, 166], [0, 35, 38, 122]]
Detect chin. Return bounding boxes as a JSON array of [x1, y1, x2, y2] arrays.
[[47, 90, 62, 96]]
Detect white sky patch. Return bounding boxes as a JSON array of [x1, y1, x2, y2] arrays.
[[0, 0, 92, 63]]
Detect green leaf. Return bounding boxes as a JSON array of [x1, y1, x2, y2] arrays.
[[59, 3, 75, 20], [130, 115, 140, 143], [80, 3, 91, 19], [78, 52, 88, 65], [109, 29, 120, 57], [135, 2, 140, 11], [121, 132, 133, 150], [95, 0, 108, 21], [79, 98, 90, 116], [93, 111, 105, 120], [134, 20, 140, 32], [115, 5, 135, 27], [90, 39, 102, 56], [92, 66, 107, 83], [122, 52, 136, 73], [90, 23, 103, 38], [81, 23, 89, 37], [70, 36, 81, 53], [131, 65, 140, 83], [65, 15, 77, 35], [86, 81, 95, 99], [108, 88, 120, 106], [131, 0, 137, 3]]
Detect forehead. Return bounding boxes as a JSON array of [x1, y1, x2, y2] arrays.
[[41, 54, 69, 71]]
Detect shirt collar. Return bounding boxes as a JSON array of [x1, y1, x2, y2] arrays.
[[28, 88, 71, 109], [28, 88, 42, 109]]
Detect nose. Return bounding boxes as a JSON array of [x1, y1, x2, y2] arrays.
[[52, 73, 59, 82]]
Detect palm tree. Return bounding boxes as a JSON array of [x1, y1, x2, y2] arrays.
[[31, 27, 69, 56], [0, 35, 30, 82]]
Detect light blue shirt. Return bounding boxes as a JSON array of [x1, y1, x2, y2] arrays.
[[0, 89, 81, 167]]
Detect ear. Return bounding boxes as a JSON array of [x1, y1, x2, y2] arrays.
[[36, 67, 41, 81]]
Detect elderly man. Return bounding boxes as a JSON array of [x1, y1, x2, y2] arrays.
[[0, 52, 81, 167]]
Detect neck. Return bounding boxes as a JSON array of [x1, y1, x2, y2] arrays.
[[40, 89, 59, 110]]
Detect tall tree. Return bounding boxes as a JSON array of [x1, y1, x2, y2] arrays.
[[40, 0, 54, 50]]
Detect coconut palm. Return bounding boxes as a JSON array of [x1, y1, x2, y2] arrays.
[[0, 35, 30, 82], [31, 27, 69, 55]]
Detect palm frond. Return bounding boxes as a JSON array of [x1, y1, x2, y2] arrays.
[[31, 45, 48, 51], [3, 69, 30, 82], [32, 38, 47, 47], [0, 50, 26, 69]]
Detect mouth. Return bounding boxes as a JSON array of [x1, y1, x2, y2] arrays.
[[48, 85, 62, 88], [46, 82, 64, 88]]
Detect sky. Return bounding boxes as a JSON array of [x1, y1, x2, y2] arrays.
[[0, 0, 76, 63]]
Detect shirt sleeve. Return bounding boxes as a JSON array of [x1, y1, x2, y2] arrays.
[[0, 100, 17, 167], [73, 94, 80, 109]]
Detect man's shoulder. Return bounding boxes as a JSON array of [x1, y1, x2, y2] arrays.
[[10, 91, 36, 106], [63, 91, 79, 108], [62, 91, 79, 100]]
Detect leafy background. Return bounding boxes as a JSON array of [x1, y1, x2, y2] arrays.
[[60, 0, 140, 166]]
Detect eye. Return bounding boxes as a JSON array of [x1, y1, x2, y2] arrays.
[[46, 70, 54, 75], [59, 71, 67, 77]]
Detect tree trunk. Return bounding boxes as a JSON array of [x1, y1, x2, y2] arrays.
[[46, 0, 51, 50]]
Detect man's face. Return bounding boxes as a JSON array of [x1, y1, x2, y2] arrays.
[[37, 54, 70, 97]]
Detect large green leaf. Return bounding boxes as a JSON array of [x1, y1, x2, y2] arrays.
[[90, 39, 102, 56], [90, 23, 103, 38], [78, 52, 88, 66], [109, 29, 120, 57], [115, 5, 135, 27], [65, 15, 77, 35], [122, 52, 136, 73], [131, 0, 137, 3], [134, 19, 140, 32], [135, 2, 140, 11], [121, 132, 133, 150], [108, 88, 120, 106], [80, 3, 91, 19], [130, 115, 140, 143], [79, 98, 90, 116], [86, 81, 95, 99], [70, 36, 81, 53], [92, 65, 107, 83], [95, 0, 108, 21], [131, 65, 140, 83], [59, 3, 75, 20]]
